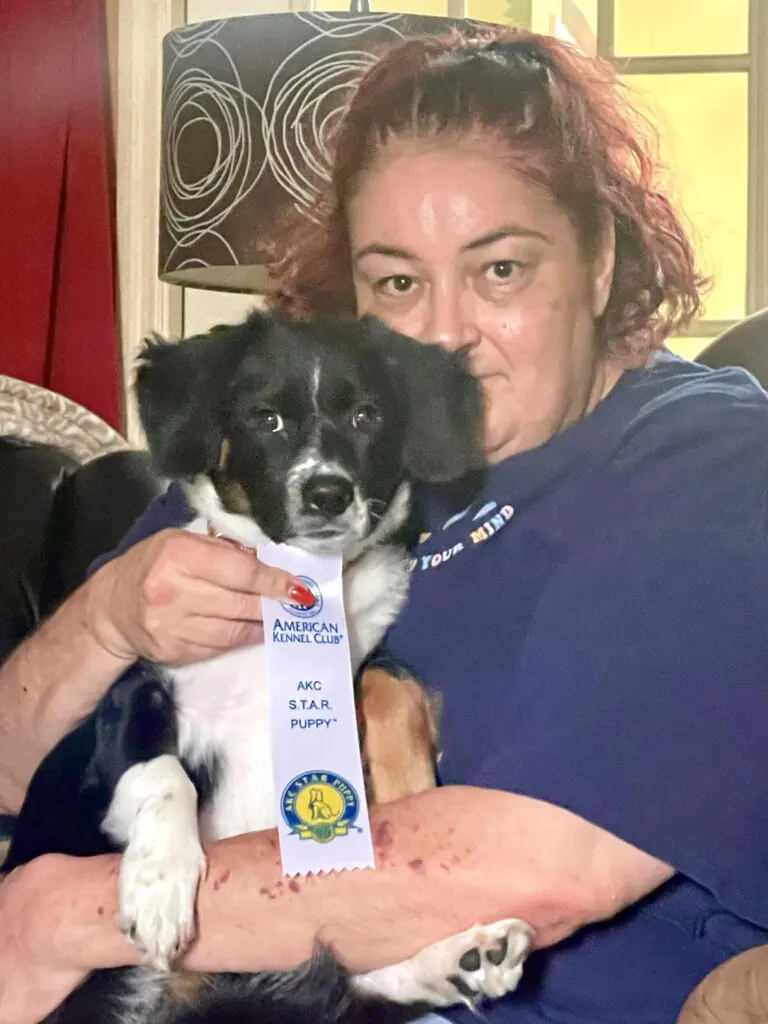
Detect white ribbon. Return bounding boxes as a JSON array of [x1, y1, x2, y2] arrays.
[[259, 541, 375, 876]]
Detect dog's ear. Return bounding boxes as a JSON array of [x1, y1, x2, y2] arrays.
[[363, 317, 485, 483], [135, 330, 226, 478], [135, 313, 266, 478]]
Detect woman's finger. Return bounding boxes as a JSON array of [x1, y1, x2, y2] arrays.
[[173, 535, 314, 604], [158, 579, 266, 623], [168, 618, 266, 661]]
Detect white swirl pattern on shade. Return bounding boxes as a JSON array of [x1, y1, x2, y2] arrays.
[[159, 12, 455, 281], [162, 19, 266, 276]]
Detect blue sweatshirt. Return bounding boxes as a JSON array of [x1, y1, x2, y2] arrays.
[[93, 352, 768, 1023]]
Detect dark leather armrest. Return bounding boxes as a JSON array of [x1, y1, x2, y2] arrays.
[[0, 440, 78, 663], [38, 448, 162, 617]]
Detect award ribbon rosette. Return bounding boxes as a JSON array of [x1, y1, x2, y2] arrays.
[[259, 542, 375, 876]]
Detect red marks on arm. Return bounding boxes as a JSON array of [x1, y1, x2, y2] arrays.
[[212, 868, 231, 891]]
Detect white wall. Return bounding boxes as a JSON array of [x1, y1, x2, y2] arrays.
[[183, 289, 264, 336]]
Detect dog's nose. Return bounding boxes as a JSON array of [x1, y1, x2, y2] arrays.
[[303, 475, 354, 519]]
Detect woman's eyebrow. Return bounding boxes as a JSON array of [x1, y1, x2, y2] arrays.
[[462, 225, 552, 250], [352, 243, 419, 266], [353, 225, 552, 267]]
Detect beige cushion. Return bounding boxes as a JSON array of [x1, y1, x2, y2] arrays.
[[0, 375, 127, 464], [678, 946, 768, 1023]]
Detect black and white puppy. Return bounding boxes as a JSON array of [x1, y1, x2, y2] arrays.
[[5, 312, 531, 1024]]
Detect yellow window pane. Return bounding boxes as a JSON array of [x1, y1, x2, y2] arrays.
[[379, 0, 448, 13], [666, 336, 711, 362], [466, 0, 598, 50], [550, 0, 598, 54], [625, 72, 747, 322], [615, 0, 748, 57], [466, 0, 516, 25]]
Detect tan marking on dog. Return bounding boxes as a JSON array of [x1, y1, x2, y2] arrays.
[[166, 970, 207, 1004], [218, 477, 252, 516], [213, 438, 252, 515], [217, 438, 231, 472], [360, 668, 440, 805]]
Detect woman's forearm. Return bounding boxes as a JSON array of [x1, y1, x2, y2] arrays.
[[0, 579, 130, 814], [59, 792, 505, 975], [54, 786, 634, 977]]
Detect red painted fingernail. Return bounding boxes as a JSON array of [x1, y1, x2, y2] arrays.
[[288, 583, 316, 607]]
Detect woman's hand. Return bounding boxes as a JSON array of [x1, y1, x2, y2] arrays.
[[85, 528, 315, 666], [0, 857, 90, 1024]]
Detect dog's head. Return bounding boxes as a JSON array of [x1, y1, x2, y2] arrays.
[[135, 311, 483, 554]]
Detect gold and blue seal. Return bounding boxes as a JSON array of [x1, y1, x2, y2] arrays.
[[280, 770, 361, 843]]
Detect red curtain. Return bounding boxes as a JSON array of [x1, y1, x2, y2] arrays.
[[0, 0, 122, 430]]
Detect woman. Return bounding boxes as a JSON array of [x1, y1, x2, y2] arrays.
[[2, 27, 768, 1024]]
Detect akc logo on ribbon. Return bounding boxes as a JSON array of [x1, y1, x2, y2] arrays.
[[279, 576, 323, 618], [280, 770, 361, 844]]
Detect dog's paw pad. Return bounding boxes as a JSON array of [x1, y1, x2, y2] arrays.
[[486, 936, 508, 966], [352, 918, 532, 1009], [458, 948, 481, 972], [450, 919, 531, 1004], [118, 843, 206, 970], [415, 917, 532, 1008]]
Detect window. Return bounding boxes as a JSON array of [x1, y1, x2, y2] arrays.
[[627, 72, 749, 325], [602, 0, 760, 355], [614, 0, 748, 58]]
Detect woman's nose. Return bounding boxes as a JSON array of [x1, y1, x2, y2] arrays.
[[422, 295, 481, 351]]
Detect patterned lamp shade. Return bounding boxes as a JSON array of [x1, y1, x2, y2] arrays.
[[158, 12, 473, 295]]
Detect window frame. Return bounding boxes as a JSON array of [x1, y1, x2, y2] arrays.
[[597, 0, 768, 338]]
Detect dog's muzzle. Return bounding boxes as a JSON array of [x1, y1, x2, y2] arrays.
[[302, 474, 355, 520], [286, 459, 370, 552]]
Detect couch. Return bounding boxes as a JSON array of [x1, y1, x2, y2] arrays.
[[696, 308, 768, 382], [0, 375, 161, 842], [0, 375, 162, 665]]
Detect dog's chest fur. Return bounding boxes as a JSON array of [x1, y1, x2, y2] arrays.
[[170, 516, 411, 842]]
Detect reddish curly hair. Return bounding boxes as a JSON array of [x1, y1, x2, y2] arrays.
[[267, 26, 705, 362]]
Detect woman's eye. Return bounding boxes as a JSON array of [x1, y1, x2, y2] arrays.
[[351, 403, 382, 433], [248, 409, 284, 433], [376, 274, 415, 296], [485, 260, 523, 281]]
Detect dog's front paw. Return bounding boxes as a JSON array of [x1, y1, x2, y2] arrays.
[[354, 918, 532, 1009], [102, 755, 206, 971], [429, 918, 532, 1006], [117, 839, 206, 970]]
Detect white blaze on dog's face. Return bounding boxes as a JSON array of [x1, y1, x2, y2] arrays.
[[135, 312, 484, 554]]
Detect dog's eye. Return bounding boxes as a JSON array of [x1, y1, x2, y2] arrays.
[[248, 408, 284, 433], [351, 404, 382, 434]]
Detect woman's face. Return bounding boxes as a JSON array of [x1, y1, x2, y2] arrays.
[[349, 138, 623, 463]]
